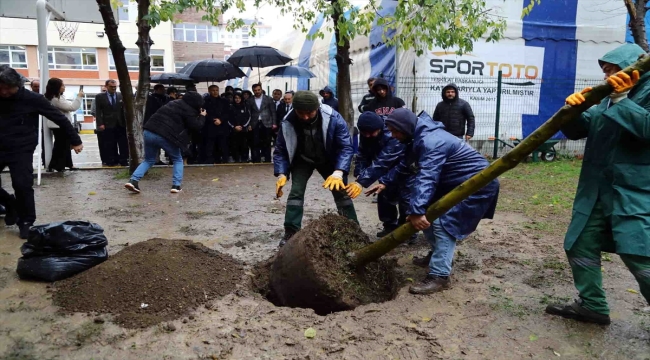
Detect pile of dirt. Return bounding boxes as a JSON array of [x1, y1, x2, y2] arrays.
[[53, 238, 244, 328], [263, 214, 400, 315]]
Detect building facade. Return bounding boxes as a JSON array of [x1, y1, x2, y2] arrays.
[[0, 3, 273, 130]]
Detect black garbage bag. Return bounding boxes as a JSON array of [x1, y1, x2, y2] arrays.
[[16, 221, 108, 282]]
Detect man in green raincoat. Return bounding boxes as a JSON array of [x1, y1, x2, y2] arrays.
[[546, 43, 650, 325]]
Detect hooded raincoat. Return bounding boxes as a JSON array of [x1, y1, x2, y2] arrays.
[[382, 112, 499, 239], [561, 43, 650, 257], [354, 126, 406, 187]]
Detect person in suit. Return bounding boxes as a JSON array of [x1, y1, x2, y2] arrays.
[[247, 83, 277, 163], [95, 79, 129, 166], [201, 85, 232, 164], [276, 91, 293, 124]]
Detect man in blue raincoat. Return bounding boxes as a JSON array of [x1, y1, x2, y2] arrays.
[[346, 112, 408, 237], [366, 108, 499, 294], [274, 91, 358, 247], [545, 43, 650, 325]]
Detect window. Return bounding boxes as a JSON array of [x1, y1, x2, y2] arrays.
[[117, 2, 136, 22], [0, 45, 28, 68], [108, 49, 165, 72], [175, 61, 188, 72], [48, 47, 97, 70], [82, 94, 96, 116], [151, 50, 164, 71], [173, 24, 220, 43]]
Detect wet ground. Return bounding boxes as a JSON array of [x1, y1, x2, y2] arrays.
[[0, 165, 649, 359]]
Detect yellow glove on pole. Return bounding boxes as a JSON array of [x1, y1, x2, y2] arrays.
[[323, 170, 345, 191], [276, 175, 287, 198], [565, 87, 592, 106], [346, 182, 362, 199]]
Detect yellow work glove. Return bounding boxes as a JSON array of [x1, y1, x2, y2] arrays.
[[346, 182, 363, 199], [607, 70, 640, 103], [323, 170, 345, 191], [565, 87, 592, 106], [276, 175, 287, 198]]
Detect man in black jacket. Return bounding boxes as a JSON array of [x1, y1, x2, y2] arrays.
[[0, 65, 84, 239], [125, 92, 205, 194], [144, 84, 169, 125], [366, 78, 406, 119], [357, 77, 376, 113], [432, 83, 475, 141], [95, 79, 129, 166], [276, 91, 293, 123], [201, 85, 232, 164]]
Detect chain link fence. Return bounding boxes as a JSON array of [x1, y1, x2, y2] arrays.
[[340, 75, 604, 158]]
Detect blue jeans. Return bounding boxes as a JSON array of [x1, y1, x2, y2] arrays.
[[131, 130, 184, 186], [425, 218, 463, 277]]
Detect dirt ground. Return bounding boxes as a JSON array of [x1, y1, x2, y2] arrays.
[[0, 164, 649, 360]]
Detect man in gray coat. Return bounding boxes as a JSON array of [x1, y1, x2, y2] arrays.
[[247, 83, 277, 163], [95, 79, 128, 166]]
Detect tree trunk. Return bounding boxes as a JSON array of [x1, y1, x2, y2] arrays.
[[133, 0, 152, 170], [625, 0, 650, 53], [96, 0, 139, 173], [332, 2, 354, 131], [349, 54, 650, 267]]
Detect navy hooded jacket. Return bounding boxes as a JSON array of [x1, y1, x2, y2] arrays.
[[354, 126, 406, 187], [320, 86, 339, 112], [273, 104, 353, 177], [382, 111, 499, 238]]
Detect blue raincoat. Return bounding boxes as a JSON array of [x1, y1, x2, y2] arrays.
[[354, 126, 406, 187], [382, 112, 499, 238], [273, 104, 353, 177]]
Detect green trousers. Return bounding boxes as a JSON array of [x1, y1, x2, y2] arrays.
[[284, 160, 358, 231], [566, 201, 650, 315]]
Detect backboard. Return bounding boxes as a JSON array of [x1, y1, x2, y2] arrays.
[[0, 0, 118, 24]]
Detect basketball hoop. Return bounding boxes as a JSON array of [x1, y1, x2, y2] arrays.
[[54, 21, 79, 43]]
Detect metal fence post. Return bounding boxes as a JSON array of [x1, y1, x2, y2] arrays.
[[493, 70, 503, 160]]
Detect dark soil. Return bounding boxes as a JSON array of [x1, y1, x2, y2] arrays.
[[267, 214, 400, 315], [53, 238, 244, 329]]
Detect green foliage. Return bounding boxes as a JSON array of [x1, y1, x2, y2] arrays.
[[145, 0, 506, 56], [521, 0, 541, 19]]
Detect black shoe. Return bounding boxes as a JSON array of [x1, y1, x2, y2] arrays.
[[125, 180, 141, 193], [279, 229, 297, 247], [545, 299, 611, 325], [376, 227, 396, 238], [170, 185, 182, 193], [119, 162, 129, 167], [409, 275, 451, 295], [3, 195, 17, 226], [68, 167, 80, 171], [19, 222, 33, 240], [412, 251, 433, 267]]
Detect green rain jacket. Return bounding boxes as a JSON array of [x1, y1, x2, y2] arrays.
[[561, 43, 650, 257]]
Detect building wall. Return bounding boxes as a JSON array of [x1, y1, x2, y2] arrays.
[[0, 3, 174, 129]]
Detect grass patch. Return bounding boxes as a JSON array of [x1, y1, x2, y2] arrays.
[[71, 321, 103, 346], [488, 286, 529, 318], [114, 168, 164, 180], [539, 294, 571, 305], [185, 210, 225, 220], [497, 160, 582, 235]]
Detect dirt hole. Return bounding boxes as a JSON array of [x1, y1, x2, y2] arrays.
[[53, 238, 244, 329], [251, 214, 401, 315]]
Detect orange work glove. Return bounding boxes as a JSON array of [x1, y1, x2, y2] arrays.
[[607, 70, 640, 94], [565, 87, 592, 106]]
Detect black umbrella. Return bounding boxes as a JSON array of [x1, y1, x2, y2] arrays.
[[227, 46, 292, 81], [150, 72, 197, 85], [178, 59, 247, 83], [266, 65, 316, 79]]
